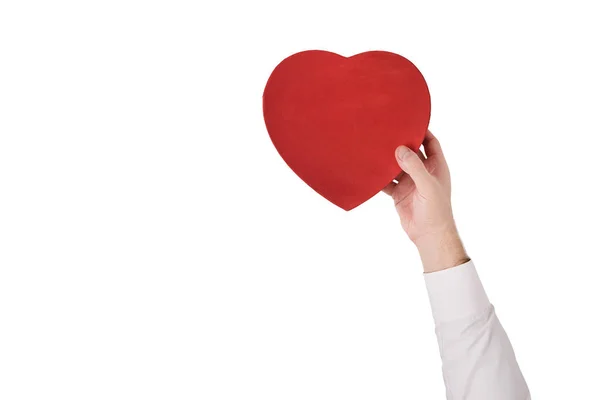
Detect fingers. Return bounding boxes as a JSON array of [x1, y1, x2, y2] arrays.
[[382, 149, 427, 196], [423, 130, 450, 176], [382, 172, 414, 197], [423, 130, 444, 159], [395, 146, 434, 195], [381, 181, 396, 196], [393, 150, 424, 181]]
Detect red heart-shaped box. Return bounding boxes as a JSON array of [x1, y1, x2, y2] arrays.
[[263, 50, 431, 211]]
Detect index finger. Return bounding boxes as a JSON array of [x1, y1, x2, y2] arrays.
[[423, 130, 444, 158]]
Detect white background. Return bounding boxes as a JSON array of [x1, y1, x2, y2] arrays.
[[1, 1, 599, 399]]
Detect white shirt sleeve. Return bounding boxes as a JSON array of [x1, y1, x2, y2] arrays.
[[424, 260, 530, 400]]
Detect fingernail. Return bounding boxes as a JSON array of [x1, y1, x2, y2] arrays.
[[396, 146, 411, 161]]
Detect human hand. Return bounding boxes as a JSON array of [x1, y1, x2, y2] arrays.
[[382, 130, 469, 273]]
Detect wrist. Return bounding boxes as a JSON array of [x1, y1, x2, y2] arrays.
[[415, 227, 469, 273]]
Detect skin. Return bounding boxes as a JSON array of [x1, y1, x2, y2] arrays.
[[382, 130, 470, 273]]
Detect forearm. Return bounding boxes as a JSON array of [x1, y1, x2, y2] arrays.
[[415, 227, 470, 274]]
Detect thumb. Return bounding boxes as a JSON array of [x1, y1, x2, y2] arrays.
[[395, 146, 434, 194]]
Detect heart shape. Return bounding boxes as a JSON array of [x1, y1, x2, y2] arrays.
[[263, 50, 431, 211]]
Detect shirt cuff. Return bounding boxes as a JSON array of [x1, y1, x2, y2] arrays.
[[423, 260, 491, 324]]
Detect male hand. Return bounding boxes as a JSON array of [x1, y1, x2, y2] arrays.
[[382, 130, 469, 273]]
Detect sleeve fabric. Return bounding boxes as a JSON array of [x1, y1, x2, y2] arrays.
[[424, 260, 530, 400]]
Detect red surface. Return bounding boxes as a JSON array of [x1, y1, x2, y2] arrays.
[[263, 50, 431, 211]]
